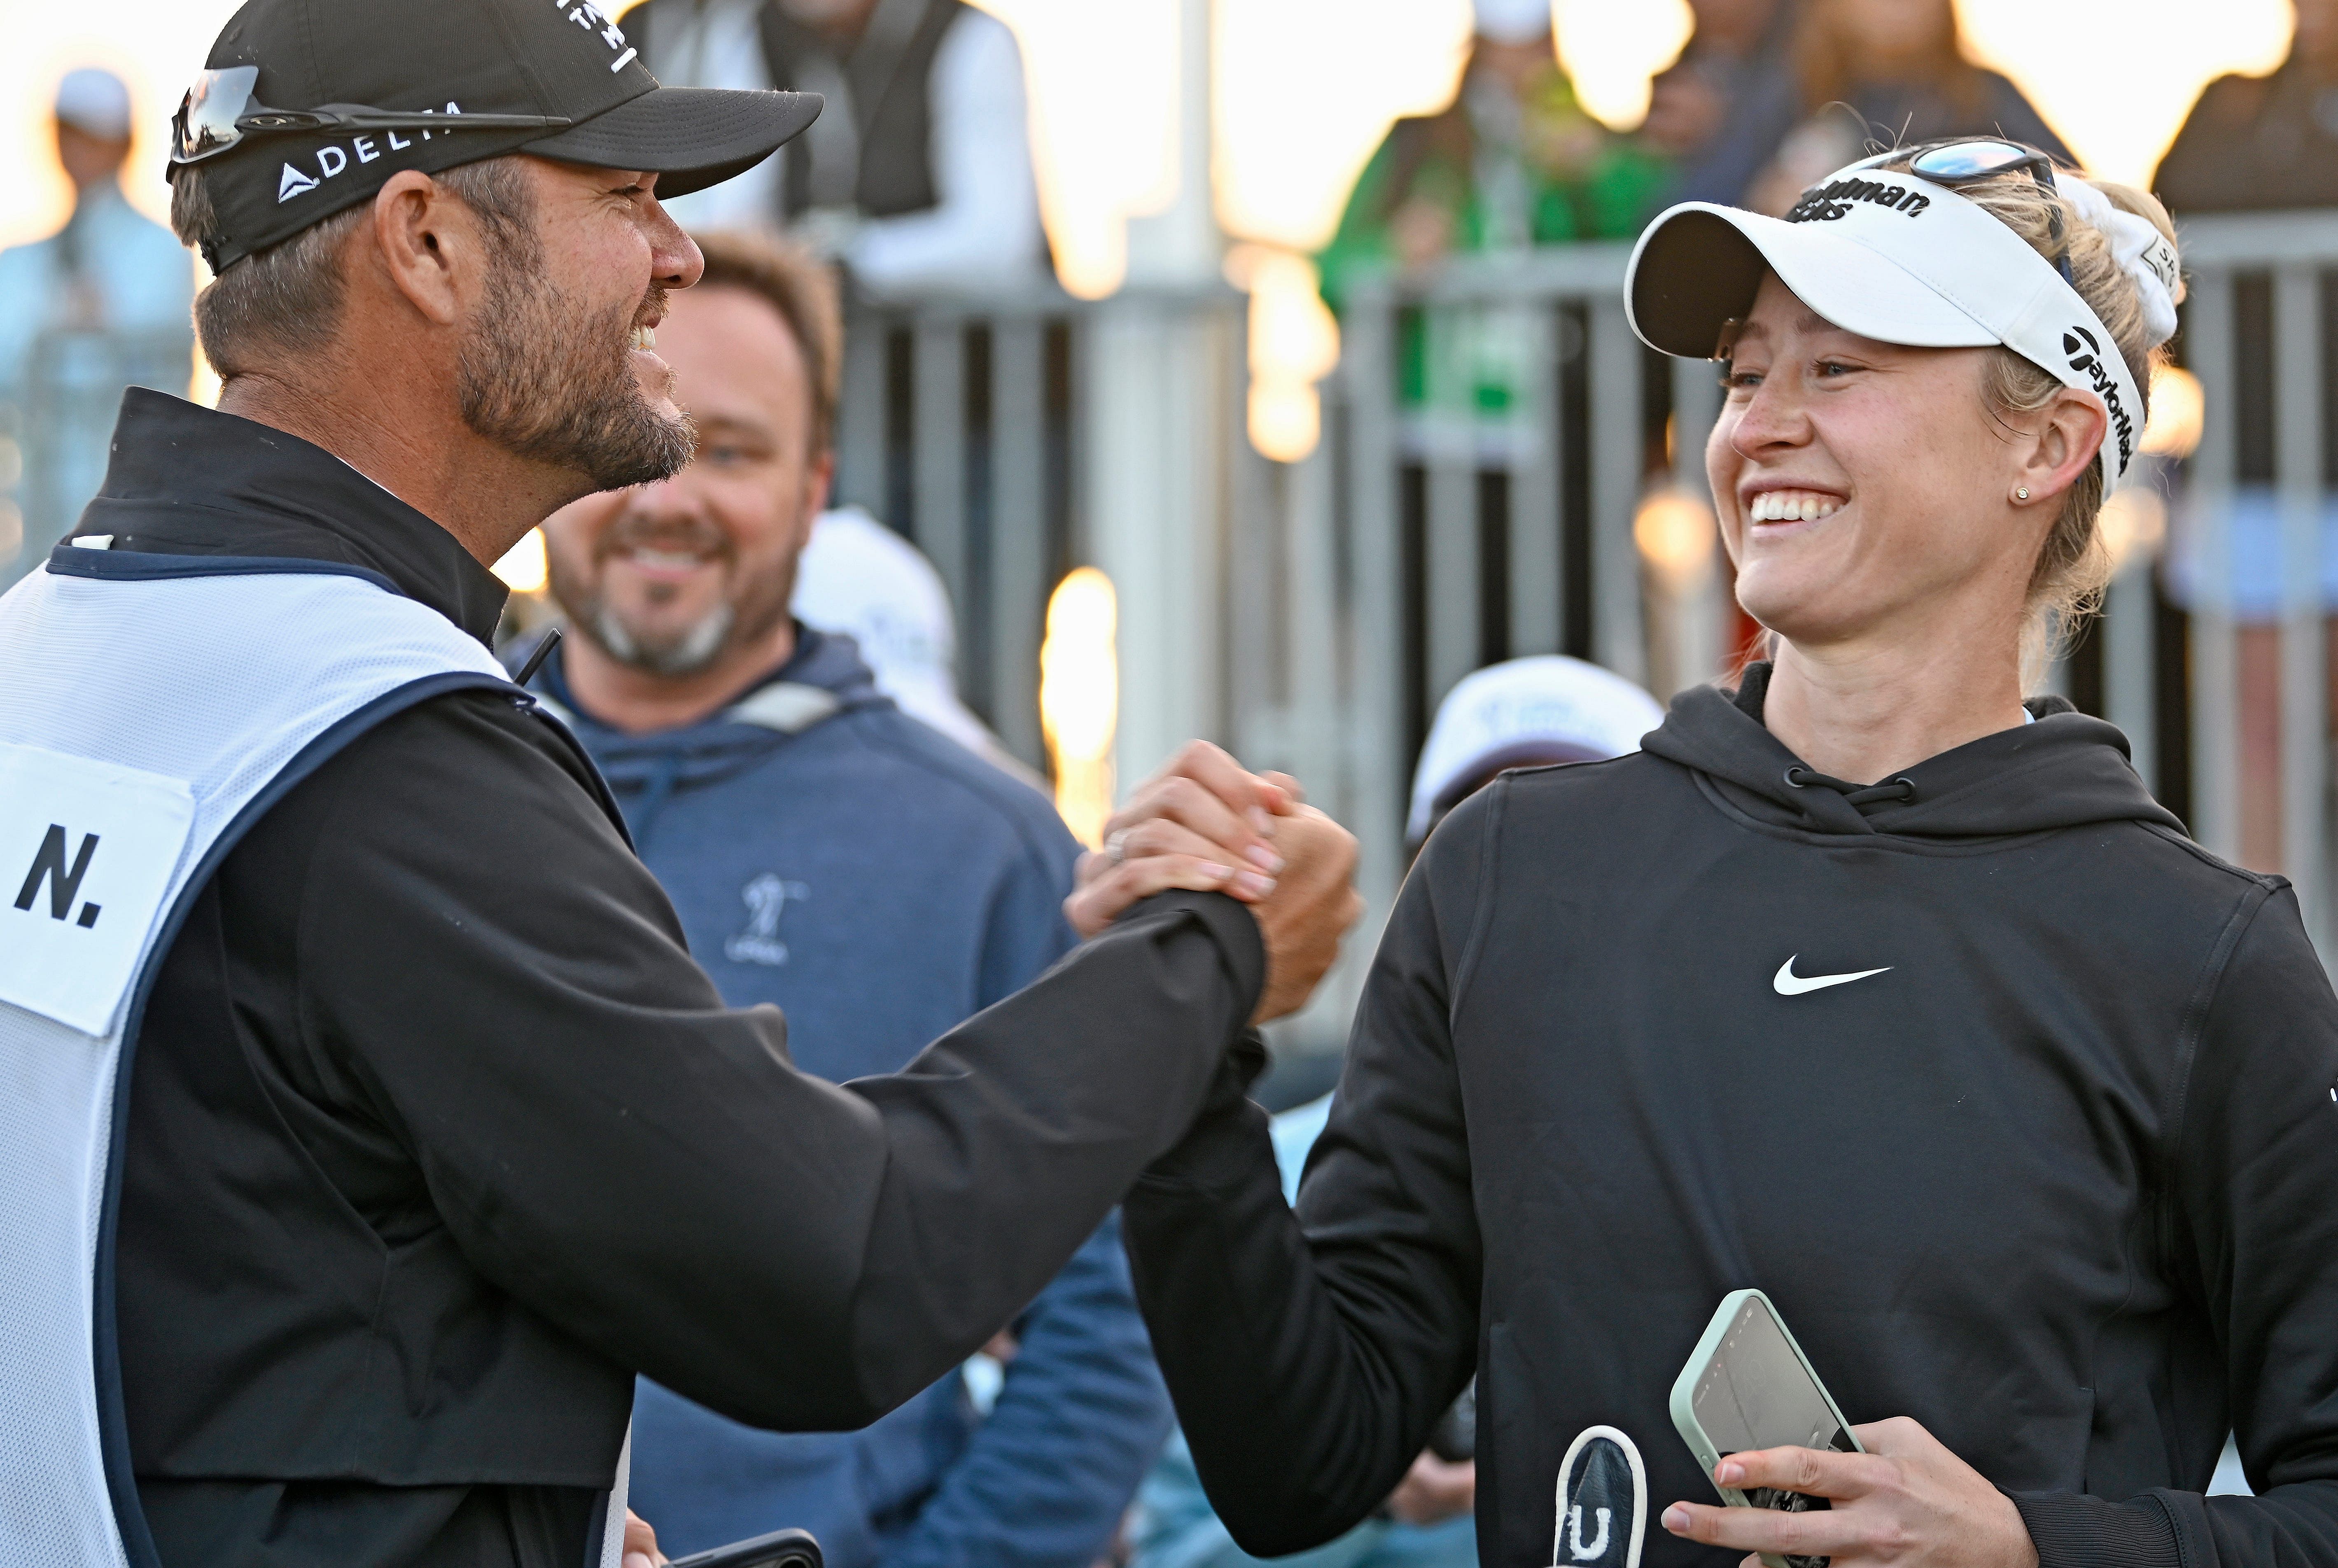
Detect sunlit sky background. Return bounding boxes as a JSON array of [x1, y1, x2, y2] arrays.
[[0, 0, 2300, 292]]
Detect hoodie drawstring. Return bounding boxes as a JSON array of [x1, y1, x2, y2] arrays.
[[1783, 765, 1918, 812], [627, 750, 686, 850]]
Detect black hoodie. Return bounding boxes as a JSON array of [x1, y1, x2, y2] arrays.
[[1125, 667, 2338, 1568]]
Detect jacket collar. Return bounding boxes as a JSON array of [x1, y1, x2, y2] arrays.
[[76, 388, 511, 646]]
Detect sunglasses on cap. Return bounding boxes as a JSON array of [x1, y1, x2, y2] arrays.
[[170, 65, 571, 166], [1840, 138, 2077, 287]]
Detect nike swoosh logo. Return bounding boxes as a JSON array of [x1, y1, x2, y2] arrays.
[[1773, 955, 1893, 996]]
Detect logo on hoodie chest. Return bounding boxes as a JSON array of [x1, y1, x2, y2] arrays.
[[726, 873, 810, 966]]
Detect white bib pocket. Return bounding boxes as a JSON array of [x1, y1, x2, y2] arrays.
[[0, 743, 195, 1037]]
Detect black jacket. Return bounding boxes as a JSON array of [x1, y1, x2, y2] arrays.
[[87, 391, 1264, 1568], [630, 0, 961, 221], [2157, 58, 2338, 215], [1126, 667, 2338, 1568]]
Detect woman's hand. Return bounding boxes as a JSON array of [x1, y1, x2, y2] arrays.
[[622, 1509, 667, 1568], [1063, 742, 1301, 939], [1660, 1417, 2038, 1568], [1245, 805, 1363, 1023], [1386, 1450, 1476, 1526]]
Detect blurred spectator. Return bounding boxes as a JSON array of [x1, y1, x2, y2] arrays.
[[626, 0, 1043, 292], [791, 503, 1044, 787], [1744, 0, 2070, 215], [1643, 0, 1801, 208], [524, 231, 1169, 1566], [1407, 654, 1666, 847], [2156, 0, 2338, 210], [1129, 654, 1663, 1568], [0, 68, 192, 585], [1316, 0, 1669, 307]]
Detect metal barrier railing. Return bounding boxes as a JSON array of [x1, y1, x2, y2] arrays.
[[2175, 210, 2338, 952], [833, 292, 1089, 772], [0, 327, 191, 593]]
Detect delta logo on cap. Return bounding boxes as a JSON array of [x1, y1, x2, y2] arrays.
[[275, 102, 458, 203]]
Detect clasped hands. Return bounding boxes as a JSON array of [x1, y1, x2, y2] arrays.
[[1063, 741, 1362, 1023]]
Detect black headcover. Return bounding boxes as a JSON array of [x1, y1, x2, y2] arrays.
[[1554, 1424, 1646, 1568]]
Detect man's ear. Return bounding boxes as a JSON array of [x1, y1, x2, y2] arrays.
[[366, 169, 478, 328], [804, 448, 835, 520], [2019, 385, 2110, 504]]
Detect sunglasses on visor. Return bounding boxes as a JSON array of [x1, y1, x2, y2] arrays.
[[170, 65, 571, 165], [1840, 138, 2077, 286]]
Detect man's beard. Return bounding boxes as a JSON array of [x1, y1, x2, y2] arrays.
[[458, 270, 696, 491], [590, 598, 737, 677], [551, 515, 800, 679]]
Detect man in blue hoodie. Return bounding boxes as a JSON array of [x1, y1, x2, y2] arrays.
[[527, 230, 1180, 1566]]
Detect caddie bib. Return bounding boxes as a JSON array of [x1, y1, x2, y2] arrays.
[[0, 544, 631, 1568]]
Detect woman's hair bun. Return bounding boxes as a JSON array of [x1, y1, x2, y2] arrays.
[[2060, 177, 2183, 350]]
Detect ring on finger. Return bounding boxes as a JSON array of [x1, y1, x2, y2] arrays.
[[1106, 828, 1132, 866]]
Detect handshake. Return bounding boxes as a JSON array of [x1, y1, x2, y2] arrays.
[[1062, 742, 1367, 1024]]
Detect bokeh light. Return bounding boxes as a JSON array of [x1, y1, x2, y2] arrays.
[[2143, 364, 2206, 460], [1039, 566, 1118, 846], [1958, 0, 2292, 187], [1633, 487, 1717, 587], [1213, 0, 1472, 253], [1555, 0, 1692, 131], [2099, 486, 2169, 575], [971, 0, 1185, 300], [1228, 242, 1342, 462], [492, 527, 549, 593]]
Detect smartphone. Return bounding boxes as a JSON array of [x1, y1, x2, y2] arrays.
[[668, 1528, 823, 1568], [1669, 1290, 1862, 1568]]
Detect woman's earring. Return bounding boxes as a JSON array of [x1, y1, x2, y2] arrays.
[[2014, 485, 2032, 502]]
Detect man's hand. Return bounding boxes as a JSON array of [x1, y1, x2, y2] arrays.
[[1387, 1451, 1476, 1527], [623, 1509, 667, 1568], [1249, 805, 1362, 1023], [1061, 740, 1361, 1022], [1065, 742, 1299, 939], [1660, 1417, 2039, 1568]]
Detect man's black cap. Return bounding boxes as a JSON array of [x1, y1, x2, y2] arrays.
[[177, 0, 821, 271]]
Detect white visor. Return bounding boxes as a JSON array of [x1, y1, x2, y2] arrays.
[[1626, 163, 2145, 483]]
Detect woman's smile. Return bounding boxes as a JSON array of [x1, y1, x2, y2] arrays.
[[1743, 487, 1848, 525]]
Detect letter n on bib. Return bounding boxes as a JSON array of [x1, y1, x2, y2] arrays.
[[0, 744, 194, 1038]]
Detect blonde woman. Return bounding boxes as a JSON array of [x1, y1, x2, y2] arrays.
[[1106, 143, 2338, 1568]]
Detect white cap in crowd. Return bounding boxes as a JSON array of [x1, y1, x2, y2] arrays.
[[1472, 0, 1554, 44], [1407, 655, 1665, 844], [54, 68, 133, 142], [790, 506, 1025, 771]]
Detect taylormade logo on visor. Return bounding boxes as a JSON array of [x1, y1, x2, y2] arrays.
[[2064, 325, 2138, 474]]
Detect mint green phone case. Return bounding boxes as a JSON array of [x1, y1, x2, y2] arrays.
[[1667, 1289, 1863, 1568]]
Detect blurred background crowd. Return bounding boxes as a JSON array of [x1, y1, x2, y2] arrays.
[[2, 0, 2327, 1561]]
